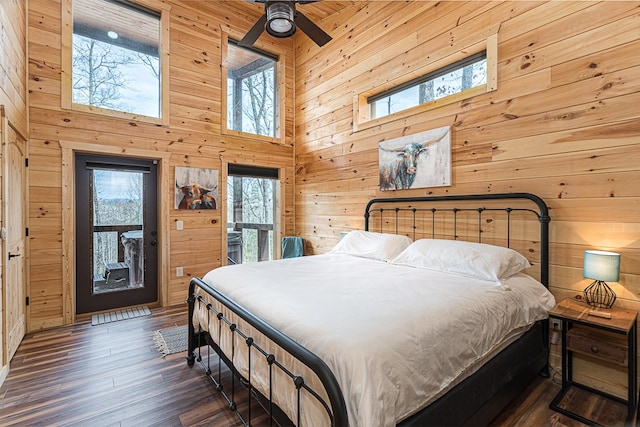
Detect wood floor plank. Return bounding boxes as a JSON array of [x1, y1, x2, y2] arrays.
[[0, 305, 627, 426]]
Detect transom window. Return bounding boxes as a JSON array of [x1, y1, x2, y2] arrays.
[[369, 51, 487, 119], [70, 0, 162, 118], [226, 41, 278, 138]]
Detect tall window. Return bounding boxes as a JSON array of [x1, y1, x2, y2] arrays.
[[71, 0, 161, 118], [369, 51, 487, 119], [227, 165, 278, 264], [226, 41, 278, 138]]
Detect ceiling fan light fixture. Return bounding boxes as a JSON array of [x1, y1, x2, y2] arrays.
[[266, 2, 296, 37]]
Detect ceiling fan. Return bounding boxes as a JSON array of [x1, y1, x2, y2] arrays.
[[238, 1, 332, 47]]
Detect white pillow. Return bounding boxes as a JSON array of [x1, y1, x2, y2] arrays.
[[330, 230, 412, 262], [390, 238, 531, 283]]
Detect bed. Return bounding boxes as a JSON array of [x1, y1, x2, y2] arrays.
[[187, 193, 554, 426]]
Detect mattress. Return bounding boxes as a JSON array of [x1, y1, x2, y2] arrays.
[[192, 253, 555, 427]]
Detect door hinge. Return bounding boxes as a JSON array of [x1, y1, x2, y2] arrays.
[[26, 296, 30, 306], [25, 227, 29, 237], [25, 158, 29, 167]]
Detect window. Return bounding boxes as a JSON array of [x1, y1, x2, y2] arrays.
[[370, 52, 487, 119], [226, 41, 279, 139], [63, 0, 168, 122], [355, 33, 498, 130], [227, 165, 279, 264]]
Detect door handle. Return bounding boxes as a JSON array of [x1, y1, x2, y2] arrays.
[[8, 252, 21, 259]]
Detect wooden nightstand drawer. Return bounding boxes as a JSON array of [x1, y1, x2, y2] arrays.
[[567, 326, 628, 366]]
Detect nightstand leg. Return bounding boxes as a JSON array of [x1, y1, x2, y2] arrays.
[[562, 321, 571, 385]]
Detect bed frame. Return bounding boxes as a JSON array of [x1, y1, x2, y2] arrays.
[[187, 192, 551, 426]]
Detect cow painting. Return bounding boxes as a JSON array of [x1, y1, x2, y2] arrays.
[[378, 127, 451, 191], [174, 167, 219, 210], [176, 183, 218, 210]]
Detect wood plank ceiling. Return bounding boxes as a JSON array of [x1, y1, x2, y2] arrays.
[[236, 0, 355, 22], [74, 0, 354, 51]]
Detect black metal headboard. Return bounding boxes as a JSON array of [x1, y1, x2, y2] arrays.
[[364, 193, 551, 287]]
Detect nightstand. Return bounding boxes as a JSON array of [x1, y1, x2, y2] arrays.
[[549, 298, 638, 426]]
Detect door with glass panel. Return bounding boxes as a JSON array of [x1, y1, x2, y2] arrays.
[[75, 154, 158, 314], [227, 165, 278, 264]]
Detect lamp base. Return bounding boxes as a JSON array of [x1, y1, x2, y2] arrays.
[[583, 280, 616, 309]]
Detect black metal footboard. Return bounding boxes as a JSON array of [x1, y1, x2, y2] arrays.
[[186, 277, 349, 427]]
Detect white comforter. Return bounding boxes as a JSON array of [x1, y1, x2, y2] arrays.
[[197, 253, 555, 427]]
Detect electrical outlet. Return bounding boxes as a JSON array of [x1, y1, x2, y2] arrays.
[[176, 267, 184, 277], [551, 319, 561, 330]]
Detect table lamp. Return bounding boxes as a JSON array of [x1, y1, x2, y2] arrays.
[[583, 250, 620, 309]]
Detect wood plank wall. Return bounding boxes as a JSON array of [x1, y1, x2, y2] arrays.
[[0, 0, 28, 132], [294, 1, 640, 397], [0, 0, 27, 386], [26, 0, 295, 330]]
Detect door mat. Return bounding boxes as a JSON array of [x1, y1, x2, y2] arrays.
[[91, 306, 151, 326], [153, 325, 188, 357]]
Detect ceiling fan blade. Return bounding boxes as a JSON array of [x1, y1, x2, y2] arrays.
[[238, 14, 267, 47], [294, 10, 332, 47]]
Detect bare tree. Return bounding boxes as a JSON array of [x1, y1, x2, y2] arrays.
[[243, 178, 273, 224], [72, 33, 161, 119], [242, 69, 275, 136], [419, 80, 435, 104], [91, 171, 143, 277], [72, 35, 135, 111], [461, 66, 474, 91], [136, 53, 160, 80], [241, 177, 274, 262]]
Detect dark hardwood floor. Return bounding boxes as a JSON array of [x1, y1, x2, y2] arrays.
[[0, 306, 631, 426]]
